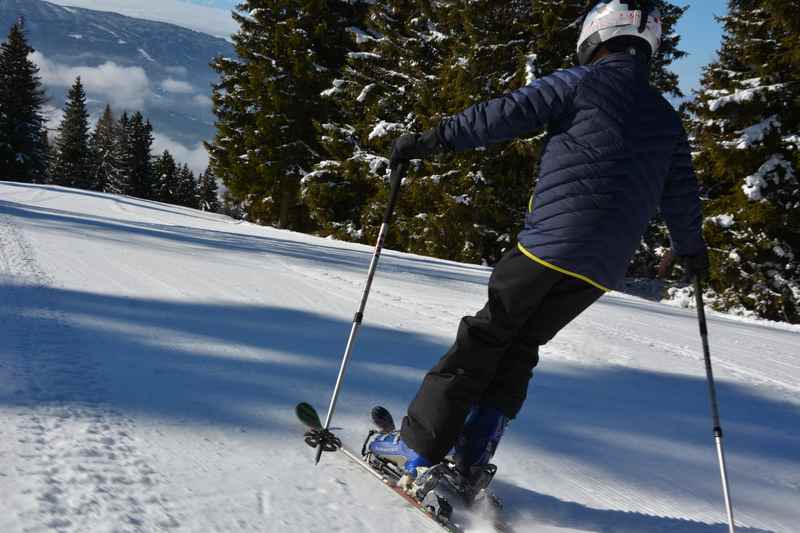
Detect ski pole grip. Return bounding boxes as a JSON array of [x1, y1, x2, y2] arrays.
[[383, 162, 408, 225]]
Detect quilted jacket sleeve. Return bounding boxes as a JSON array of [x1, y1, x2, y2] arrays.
[[438, 67, 590, 152], [661, 128, 706, 256]]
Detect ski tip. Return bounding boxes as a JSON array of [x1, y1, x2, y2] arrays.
[[296, 402, 323, 429], [371, 405, 396, 433]]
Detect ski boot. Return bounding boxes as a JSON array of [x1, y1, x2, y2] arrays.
[[365, 407, 433, 487], [363, 407, 453, 522], [451, 405, 508, 506]]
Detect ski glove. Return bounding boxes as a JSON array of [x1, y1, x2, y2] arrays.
[[390, 129, 445, 166], [678, 247, 710, 281]]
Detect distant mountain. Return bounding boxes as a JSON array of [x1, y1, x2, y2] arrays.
[[48, 0, 239, 40], [0, 0, 234, 152]]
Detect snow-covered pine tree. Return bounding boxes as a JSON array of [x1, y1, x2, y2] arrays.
[[207, 0, 360, 229], [197, 168, 220, 212], [90, 104, 121, 192], [399, 0, 545, 264], [50, 77, 92, 189], [0, 20, 48, 182], [686, 0, 799, 323], [175, 164, 198, 208], [153, 150, 179, 203], [305, 0, 452, 250], [301, 2, 376, 242]]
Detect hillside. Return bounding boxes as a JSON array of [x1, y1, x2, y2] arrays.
[[0, 182, 798, 532], [0, 0, 233, 150]]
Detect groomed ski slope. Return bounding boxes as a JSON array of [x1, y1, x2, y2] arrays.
[[1, 181, 798, 533]]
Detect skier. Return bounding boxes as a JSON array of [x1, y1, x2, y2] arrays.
[[369, 0, 710, 489]]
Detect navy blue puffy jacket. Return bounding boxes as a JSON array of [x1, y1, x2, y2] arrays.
[[438, 53, 705, 291]]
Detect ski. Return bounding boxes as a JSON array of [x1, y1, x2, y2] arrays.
[[295, 402, 514, 533]]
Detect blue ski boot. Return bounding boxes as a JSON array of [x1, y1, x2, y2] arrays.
[[368, 432, 433, 487], [452, 405, 508, 504]]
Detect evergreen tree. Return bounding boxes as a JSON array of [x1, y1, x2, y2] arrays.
[[50, 77, 92, 189], [175, 164, 198, 208], [0, 21, 48, 182], [686, 0, 799, 322], [126, 111, 155, 199], [153, 150, 179, 203], [105, 112, 133, 195], [197, 167, 220, 212], [89, 104, 122, 192], [304, 0, 440, 247], [400, 0, 549, 264], [206, 0, 361, 229]]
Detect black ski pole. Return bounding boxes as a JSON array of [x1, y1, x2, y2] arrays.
[[313, 161, 409, 464], [694, 277, 736, 533]]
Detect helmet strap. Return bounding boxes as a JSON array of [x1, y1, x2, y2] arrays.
[[637, 1, 652, 33], [638, 12, 647, 33]]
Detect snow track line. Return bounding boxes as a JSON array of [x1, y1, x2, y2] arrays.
[[276, 257, 470, 334], [576, 314, 800, 397], [0, 214, 181, 532]]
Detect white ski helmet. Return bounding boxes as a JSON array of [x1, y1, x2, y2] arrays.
[[576, 1, 662, 65]]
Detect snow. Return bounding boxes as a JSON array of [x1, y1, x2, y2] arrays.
[[348, 52, 381, 60], [707, 214, 735, 228], [783, 133, 800, 148], [349, 150, 389, 176], [321, 79, 346, 98], [1, 182, 799, 533], [67, 33, 83, 40], [742, 154, 794, 201], [137, 47, 156, 63], [424, 30, 448, 43], [357, 83, 377, 103], [524, 53, 539, 85], [367, 120, 404, 141], [707, 83, 785, 112], [453, 194, 471, 206], [723, 115, 780, 150], [347, 26, 379, 44]]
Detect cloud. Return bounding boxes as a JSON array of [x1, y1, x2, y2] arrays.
[[152, 132, 209, 175], [41, 105, 65, 141], [192, 94, 213, 107], [161, 78, 195, 94], [49, 0, 238, 40], [165, 66, 188, 77], [32, 51, 151, 110]]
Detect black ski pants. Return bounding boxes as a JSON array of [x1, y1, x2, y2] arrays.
[[400, 247, 603, 462]]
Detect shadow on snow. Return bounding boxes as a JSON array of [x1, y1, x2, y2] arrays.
[[0, 191, 490, 286], [2, 286, 796, 532], [1, 188, 796, 532]]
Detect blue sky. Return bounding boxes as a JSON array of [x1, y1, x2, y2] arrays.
[[672, 1, 728, 96]]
